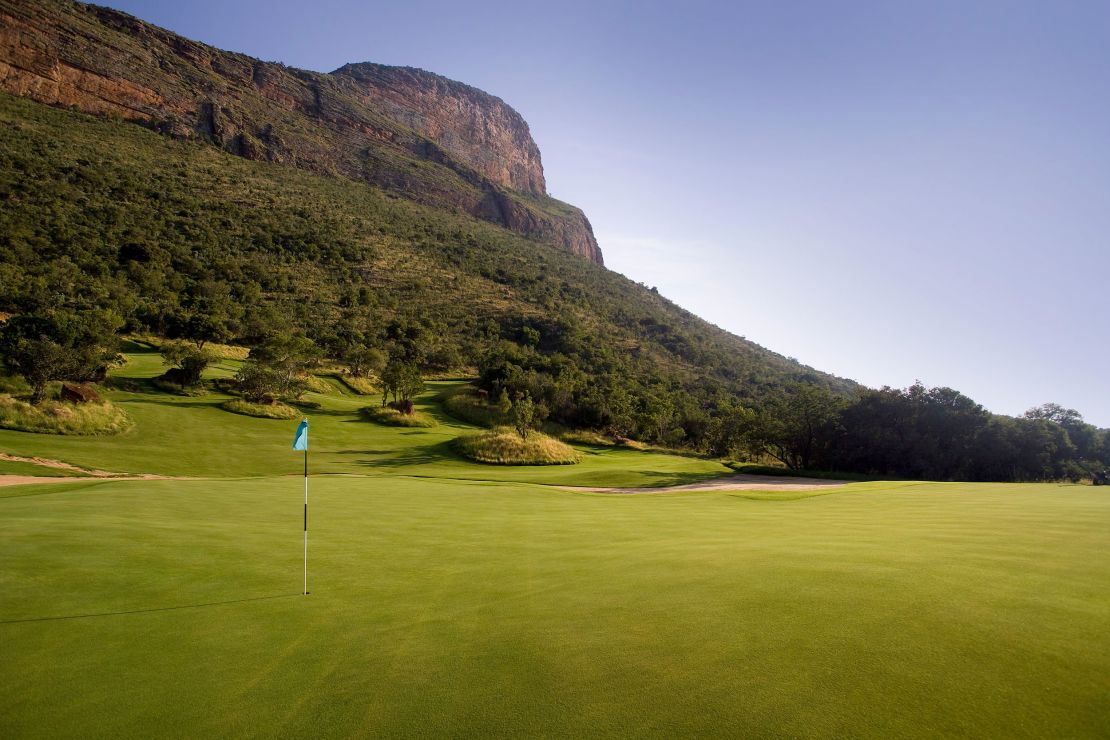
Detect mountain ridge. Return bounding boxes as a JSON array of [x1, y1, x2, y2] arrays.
[[0, 0, 603, 263]]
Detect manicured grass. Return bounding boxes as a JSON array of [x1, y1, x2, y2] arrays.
[[0, 477, 1107, 737], [455, 427, 581, 464], [2, 350, 1107, 736]]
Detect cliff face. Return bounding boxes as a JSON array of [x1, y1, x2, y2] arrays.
[[0, 0, 603, 264], [334, 63, 545, 196]]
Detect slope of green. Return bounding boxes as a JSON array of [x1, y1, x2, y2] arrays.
[[0, 349, 729, 486], [1, 477, 1107, 738], [0, 92, 854, 444]]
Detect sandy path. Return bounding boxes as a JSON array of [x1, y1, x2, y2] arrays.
[[0, 475, 181, 487], [564, 474, 850, 494], [0, 453, 183, 487]]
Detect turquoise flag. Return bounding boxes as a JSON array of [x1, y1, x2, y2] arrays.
[[292, 418, 309, 451]]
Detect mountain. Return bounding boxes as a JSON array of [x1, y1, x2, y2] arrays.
[[0, 0, 858, 450], [0, 0, 602, 262]]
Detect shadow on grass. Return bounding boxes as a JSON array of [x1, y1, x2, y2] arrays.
[[350, 440, 460, 470], [0, 593, 302, 624]]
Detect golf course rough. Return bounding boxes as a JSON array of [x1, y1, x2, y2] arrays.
[[1, 350, 1108, 737]]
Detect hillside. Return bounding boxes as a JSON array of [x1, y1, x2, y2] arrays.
[[0, 91, 854, 443], [0, 0, 601, 261]]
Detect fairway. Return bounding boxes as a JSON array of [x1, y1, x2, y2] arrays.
[[1, 351, 1109, 737], [2, 477, 1109, 737]]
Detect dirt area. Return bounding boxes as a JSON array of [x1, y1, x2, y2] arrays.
[[0, 453, 181, 487], [564, 474, 850, 494], [0, 475, 178, 487]]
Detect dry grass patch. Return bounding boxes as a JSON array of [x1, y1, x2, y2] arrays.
[[335, 375, 377, 395], [454, 428, 581, 465], [361, 406, 437, 428], [0, 396, 132, 435], [221, 399, 299, 420]]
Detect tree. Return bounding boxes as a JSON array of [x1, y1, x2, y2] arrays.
[[344, 345, 386, 379], [748, 384, 846, 469], [161, 340, 214, 388], [248, 333, 320, 399], [0, 311, 120, 404], [497, 388, 512, 417], [396, 363, 424, 408], [376, 358, 423, 412], [235, 362, 285, 403], [511, 392, 536, 439]]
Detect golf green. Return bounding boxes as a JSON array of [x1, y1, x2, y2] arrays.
[[1, 477, 1107, 737]]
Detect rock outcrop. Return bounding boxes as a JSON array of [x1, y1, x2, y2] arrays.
[[0, 0, 603, 264], [334, 63, 546, 196]]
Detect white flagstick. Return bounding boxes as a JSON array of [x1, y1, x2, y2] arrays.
[[303, 434, 309, 596]]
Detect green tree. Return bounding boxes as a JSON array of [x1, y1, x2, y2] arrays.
[[497, 388, 513, 417], [376, 358, 423, 412], [160, 340, 214, 387], [749, 384, 847, 469], [0, 312, 121, 404], [249, 333, 320, 399], [344, 345, 386, 378], [235, 362, 285, 403], [511, 392, 536, 439]]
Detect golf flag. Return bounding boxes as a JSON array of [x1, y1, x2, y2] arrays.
[[293, 417, 309, 595], [292, 418, 309, 450]]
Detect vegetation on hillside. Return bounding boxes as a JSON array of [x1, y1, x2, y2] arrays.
[[0, 94, 1107, 480]]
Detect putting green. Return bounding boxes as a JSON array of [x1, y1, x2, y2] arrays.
[[1, 352, 1108, 736], [1, 477, 1108, 737]]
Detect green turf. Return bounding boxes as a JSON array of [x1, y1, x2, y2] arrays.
[[2, 354, 1108, 736], [0, 477, 1107, 737]]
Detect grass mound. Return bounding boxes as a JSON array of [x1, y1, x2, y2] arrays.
[[221, 399, 299, 420], [454, 427, 581, 465], [334, 374, 377, 395], [0, 396, 132, 435], [361, 406, 437, 428], [440, 386, 505, 428]]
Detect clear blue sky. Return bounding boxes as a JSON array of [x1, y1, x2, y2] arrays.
[[105, 1, 1110, 426]]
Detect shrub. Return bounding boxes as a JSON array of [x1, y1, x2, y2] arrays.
[[221, 398, 299, 420], [0, 395, 132, 435], [453, 427, 581, 465]]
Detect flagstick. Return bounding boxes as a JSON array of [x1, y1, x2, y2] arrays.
[[303, 442, 309, 596]]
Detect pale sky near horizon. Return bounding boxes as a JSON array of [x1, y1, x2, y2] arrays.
[[102, 0, 1110, 427]]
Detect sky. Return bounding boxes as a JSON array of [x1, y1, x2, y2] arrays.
[[103, 0, 1110, 426]]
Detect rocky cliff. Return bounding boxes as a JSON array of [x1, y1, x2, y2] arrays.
[[0, 0, 603, 264]]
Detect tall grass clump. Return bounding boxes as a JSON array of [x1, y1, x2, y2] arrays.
[[360, 406, 437, 428], [454, 427, 581, 465], [440, 386, 502, 427], [221, 398, 299, 420], [0, 396, 132, 435], [333, 374, 376, 395]]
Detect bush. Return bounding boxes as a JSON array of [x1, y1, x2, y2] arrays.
[[0, 395, 132, 435], [453, 427, 581, 465], [360, 405, 437, 428], [221, 398, 299, 420]]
